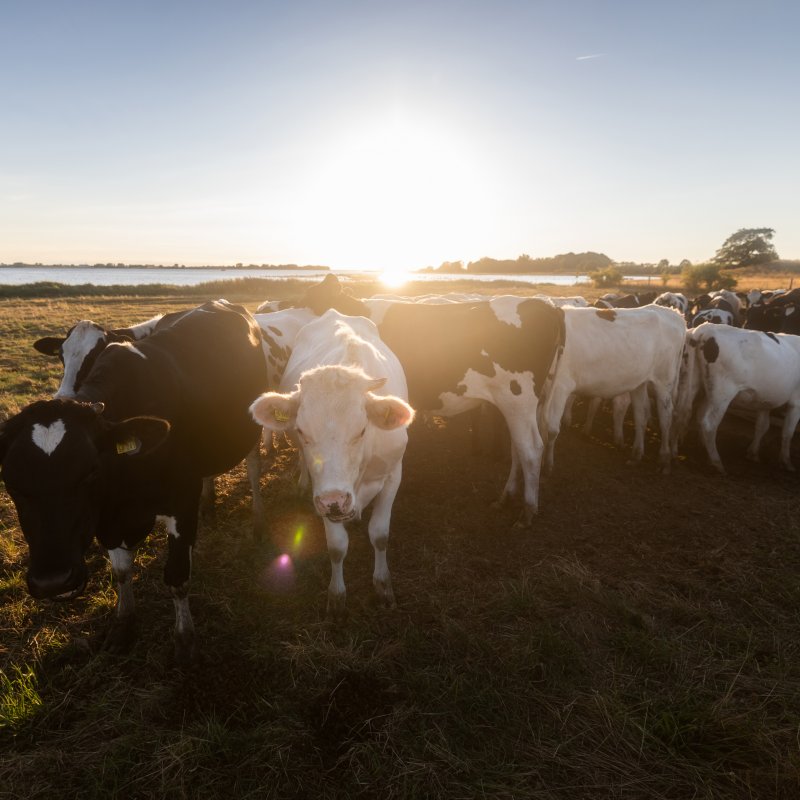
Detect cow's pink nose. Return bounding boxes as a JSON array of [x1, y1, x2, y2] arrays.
[[314, 491, 353, 519]]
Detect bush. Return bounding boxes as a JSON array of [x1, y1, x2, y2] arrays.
[[680, 263, 737, 292], [587, 265, 624, 289]]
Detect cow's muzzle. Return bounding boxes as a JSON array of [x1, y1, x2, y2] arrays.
[[314, 490, 356, 523]]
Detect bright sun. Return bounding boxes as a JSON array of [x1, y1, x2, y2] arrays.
[[294, 110, 492, 279]]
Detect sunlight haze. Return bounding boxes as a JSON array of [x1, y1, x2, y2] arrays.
[[2, 0, 798, 269]]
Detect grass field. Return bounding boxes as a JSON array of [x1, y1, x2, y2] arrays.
[[1, 280, 800, 799]]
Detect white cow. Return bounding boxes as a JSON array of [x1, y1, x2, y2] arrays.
[[655, 291, 689, 317], [673, 323, 800, 472], [541, 304, 686, 473], [250, 310, 414, 618]]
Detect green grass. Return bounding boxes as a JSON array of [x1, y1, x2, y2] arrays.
[[1, 285, 800, 798]]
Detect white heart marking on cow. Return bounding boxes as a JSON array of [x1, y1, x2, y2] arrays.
[[31, 419, 67, 455]]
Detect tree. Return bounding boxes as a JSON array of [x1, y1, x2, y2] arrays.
[[713, 228, 778, 268], [681, 262, 737, 292], [588, 264, 623, 289]]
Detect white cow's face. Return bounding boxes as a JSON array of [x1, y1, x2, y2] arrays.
[[57, 322, 108, 398], [250, 365, 414, 522]]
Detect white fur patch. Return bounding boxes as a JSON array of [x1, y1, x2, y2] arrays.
[[157, 514, 179, 538], [109, 342, 148, 359], [31, 420, 66, 455]]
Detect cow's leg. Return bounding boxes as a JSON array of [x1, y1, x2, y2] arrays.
[[696, 395, 732, 474], [161, 497, 199, 664], [245, 444, 268, 543], [199, 476, 216, 518], [779, 404, 800, 471], [746, 411, 771, 463], [104, 547, 137, 653], [496, 443, 521, 505], [541, 381, 573, 475], [628, 384, 649, 463], [359, 467, 402, 608], [501, 407, 544, 527], [323, 518, 349, 622], [651, 384, 675, 474], [562, 393, 576, 426], [582, 397, 602, 436], [611, 393, 631, 448]]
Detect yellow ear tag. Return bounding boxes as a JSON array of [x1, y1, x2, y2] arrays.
[[116, 437, 139, 455], [274, 408, 290, 423]]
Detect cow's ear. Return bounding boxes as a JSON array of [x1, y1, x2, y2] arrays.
[[0, 422, 17, 463], [365, 377, 387, 392], [250, 392, 299, 431], [366, 394, 415, 430], [101, 417, 170, 459], [33, 336, 65, 357]]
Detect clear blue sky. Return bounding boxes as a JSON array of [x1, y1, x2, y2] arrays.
[[2, 0, 798, 271]]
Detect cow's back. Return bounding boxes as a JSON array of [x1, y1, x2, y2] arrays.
[[79, 300, 266, 477], [374, 299, 563, 411]]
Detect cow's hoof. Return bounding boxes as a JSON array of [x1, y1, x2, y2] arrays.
[[326, 593, 348, 624], [373, 579, 396, 609], [491, 492, 515, 510], [102, 616, 137, 654], [513, 509, 535, 529], [173, 631, 196, 666]]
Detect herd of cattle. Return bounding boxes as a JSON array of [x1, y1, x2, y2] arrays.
[[2, 275, 799, 661]]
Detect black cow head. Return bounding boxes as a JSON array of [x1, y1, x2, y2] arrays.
[[0, 399, 169, 601]]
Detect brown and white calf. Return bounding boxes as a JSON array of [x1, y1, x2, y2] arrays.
[[250, 309, 414, 619]]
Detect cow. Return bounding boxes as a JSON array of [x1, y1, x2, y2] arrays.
[[34, 309, 267, 536], [257, 276, 565, 525], [673, 323, 800, 472], [33, 311, 188, 399], [594, 292, 657, 309], [0, 300, 267, 661], [690, 291, 742, 326], [655, 291, 690, 317], [250, 310, 414, 619], [691, 307, 736, 327], [541, 305, 686, 474]]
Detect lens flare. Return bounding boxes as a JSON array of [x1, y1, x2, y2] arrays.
[[262, 552, 295, 594]]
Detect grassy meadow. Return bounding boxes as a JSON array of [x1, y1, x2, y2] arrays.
[[1, 278, 800, 799]]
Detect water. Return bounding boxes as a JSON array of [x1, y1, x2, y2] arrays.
[[0, 266, 590, 287]]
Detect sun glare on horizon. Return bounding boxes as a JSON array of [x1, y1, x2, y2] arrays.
[[291, 110, 495, 274]]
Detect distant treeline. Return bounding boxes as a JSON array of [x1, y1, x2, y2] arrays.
[[423, 252, 613, 275], [0, 262, 329, 271]]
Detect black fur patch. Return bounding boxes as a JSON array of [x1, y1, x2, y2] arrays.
[[596, 309, 617, 322], [766, 332, 779, 344], [510, 380, 522, 396], [702, 336, 720, 363]]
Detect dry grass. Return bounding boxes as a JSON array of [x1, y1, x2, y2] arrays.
[[2, 282, 800, 798]]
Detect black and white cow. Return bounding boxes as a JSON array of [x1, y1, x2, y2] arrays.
[[541, 305, 686, 473], [250, 309, 414, 619], [33, 311, 188, 399], [673, 322, 800, 472], [34, 308, 267, 536], [286, 276, 565, 526], [0, 300, 267, 661]]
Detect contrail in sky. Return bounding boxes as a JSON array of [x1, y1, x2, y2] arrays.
[[576, 53, 605, 60]]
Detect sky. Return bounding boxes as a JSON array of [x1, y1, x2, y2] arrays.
[[2, 0, 798, 272]]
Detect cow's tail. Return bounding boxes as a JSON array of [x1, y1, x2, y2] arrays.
[[671, 328, 704, 451], [538, 308, 567, 436]]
